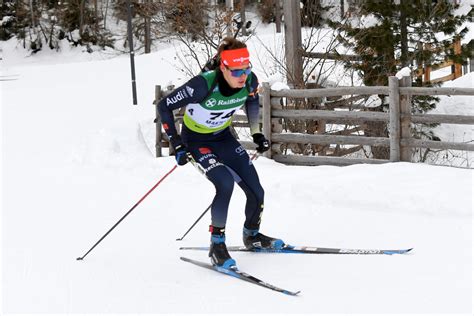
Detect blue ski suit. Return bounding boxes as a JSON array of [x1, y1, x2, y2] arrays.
[[158, 70, 264, 230]]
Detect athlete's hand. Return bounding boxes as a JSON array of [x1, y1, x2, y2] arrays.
[[252, 133, 270, 153], [174, 144, 189, 166]]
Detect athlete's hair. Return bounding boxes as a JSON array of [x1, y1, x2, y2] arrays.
[[216, 37, 247, 62]]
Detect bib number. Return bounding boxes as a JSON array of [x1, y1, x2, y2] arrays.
[[185, 103, 241, 129], [209, 110, 236, 120]]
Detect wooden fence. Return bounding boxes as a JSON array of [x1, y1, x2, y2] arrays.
[[153, 85, 256, 157], [154, 76, 474, 166], [415, 38, 465, 84]]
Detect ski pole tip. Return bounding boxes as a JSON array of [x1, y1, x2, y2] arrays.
[[76, 257, 84, 261]]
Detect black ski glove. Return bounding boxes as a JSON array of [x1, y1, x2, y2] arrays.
[[174, 144, 189, 166], [252, 133, 270, 153], [169, 135, 189, 166]]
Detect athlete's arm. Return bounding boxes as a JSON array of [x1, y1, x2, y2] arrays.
[[157, 76, 208, 145], [244, 72, 261, 135]]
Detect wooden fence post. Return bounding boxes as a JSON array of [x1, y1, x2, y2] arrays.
[[470, 53, 474, 73], [453, 37, 462, 79], [400, 76, 412, 161], [154, 85, 162, 157], [388, 76, 400, 162], [262, 82, 272, 159], [282, 0, 303, 87], [423, 43, 432, 83], [275, 0, 281, 33]]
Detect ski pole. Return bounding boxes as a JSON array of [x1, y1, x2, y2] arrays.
[[175, 204, 211, 241], [76, 165, 178, 261], [176, 152, 259, 241]]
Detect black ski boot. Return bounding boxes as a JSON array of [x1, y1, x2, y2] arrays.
[[243, 227, 285, 250], [208, 226, 236, 268]]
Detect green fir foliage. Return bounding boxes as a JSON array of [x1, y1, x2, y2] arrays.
[[328, 0, 470, 158], [1, 0, 115, 52]]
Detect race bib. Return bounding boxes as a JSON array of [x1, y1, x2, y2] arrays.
[[183, 102, 244, 133]]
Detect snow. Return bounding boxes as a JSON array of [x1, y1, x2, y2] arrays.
[[430, 73, 474, 167], [395, 66, 411, 79], [1, 24, 473, 315], [270, 81, 290, 91], [1, 16, 13, 26]]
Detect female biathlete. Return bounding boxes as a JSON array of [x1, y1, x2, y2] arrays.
[[158, 37, 284, 268]]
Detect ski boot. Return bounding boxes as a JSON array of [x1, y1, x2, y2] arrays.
[[209, 226, 236, 269], [243, 227, 285, 250]]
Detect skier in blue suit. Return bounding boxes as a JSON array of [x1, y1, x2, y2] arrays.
[[158, 37, 285, 268]]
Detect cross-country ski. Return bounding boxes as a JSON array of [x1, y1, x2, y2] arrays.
[[180, 257, 300, 296], [180, 245, 413, 255]]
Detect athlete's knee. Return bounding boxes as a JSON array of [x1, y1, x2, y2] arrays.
[[208, 167, 235, 195], [217, 177, 234, 196], [254, 185, 264, 202], [242, 182, 264, 204]]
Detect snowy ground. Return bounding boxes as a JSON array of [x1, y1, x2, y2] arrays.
[[1, 23, 473, 315], [430, 74, 474, 167]]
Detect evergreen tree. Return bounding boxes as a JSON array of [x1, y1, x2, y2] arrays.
[[329, 0, 470, 159], [1, 0, 114, 52], [0, 1, 22, 41]]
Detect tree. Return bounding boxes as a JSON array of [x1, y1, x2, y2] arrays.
[[329, 0, 470, 159], [1, 0, 114, 52], [157, 0, 248, 77], [256, 3, 368, 157]]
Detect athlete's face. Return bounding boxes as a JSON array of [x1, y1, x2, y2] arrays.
[[221, 63, 251, 89]]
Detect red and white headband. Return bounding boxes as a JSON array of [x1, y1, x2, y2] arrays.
[[220, 48, 250, 67]]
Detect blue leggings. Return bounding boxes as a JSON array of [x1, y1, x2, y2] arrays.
[[182, 127, 264, 230]]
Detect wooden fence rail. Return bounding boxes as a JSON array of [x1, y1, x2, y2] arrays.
[[154, 75, 474, 166], [153, 85, 257, 157], [415, 38, 464, 84], [261, 76, 474, 166]]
